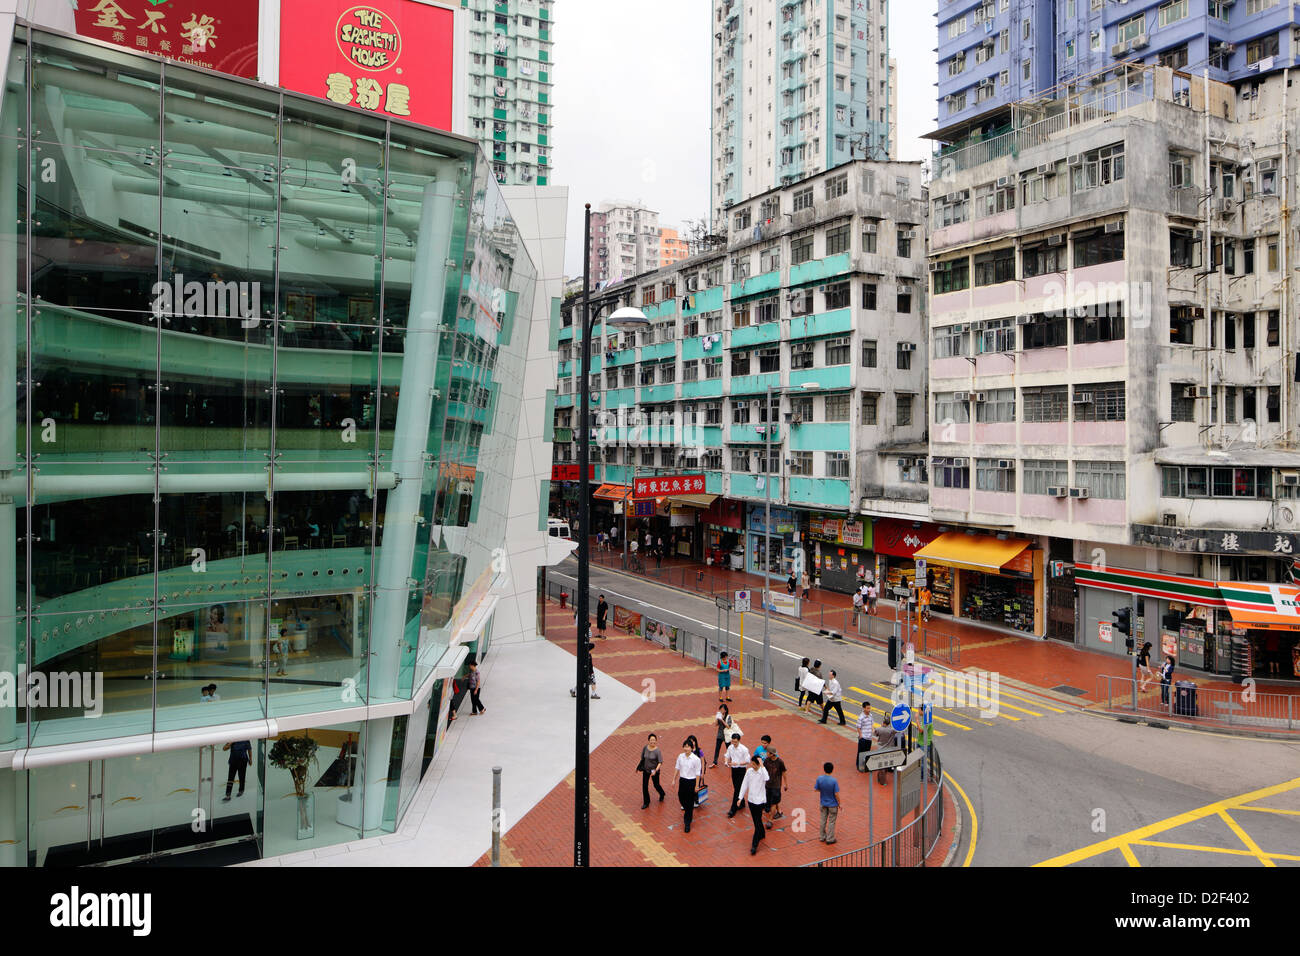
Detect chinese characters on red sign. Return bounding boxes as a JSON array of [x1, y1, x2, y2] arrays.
[[74, 0, 261, 79], [551, 464, 595, 482], [279, 0, 455, 130], [633, 475, 707, 499]]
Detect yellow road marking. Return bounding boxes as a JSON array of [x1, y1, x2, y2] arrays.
[[1036, 776, 1300, 867], [1236, 805, 1300, 817], [1130, 839, 1300, 862], [1119, 843, 1141, 867], [943, 770, 978, 867], [1218, 810, 1276, 868], [849, 686, 972, 730], [988, 687, 1067, 713], [929, 675, 1043, 717]]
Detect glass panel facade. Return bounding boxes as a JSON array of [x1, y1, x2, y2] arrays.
[[0, 26, 535, 863]]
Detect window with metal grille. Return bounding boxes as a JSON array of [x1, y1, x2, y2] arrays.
[[861, 393, 879, 424], [1170, 383, 1195, 422], [825, 394, 850, 421], [1072, 382, 1125, 421], [791, 343, 815, 370], [1022, 386, 1068, 422]]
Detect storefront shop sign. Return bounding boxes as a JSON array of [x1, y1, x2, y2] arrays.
[[748, 506, 796, 535], [74, 0, 261, 79], [1132, 524, 1300, 557], [872, 518, 941, 558], [551, 464, 594, 481], [280, 0, 455, 130]]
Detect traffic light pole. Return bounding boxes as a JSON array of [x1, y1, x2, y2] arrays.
[[1130, 592, 1139, 711]]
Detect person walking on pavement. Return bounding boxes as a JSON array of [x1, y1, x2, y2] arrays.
[[1136, 641, 1155, 690], [796, 658, 811, 711], [717, 653, 733, 703], [800, 571, 811, 600], [762, 742, 788, 829], [814, 762, 841, 844], [638, 732, 667, 809], [570, 639, 600, 699], [673, 739, 703, 833], [919, 585, 932, 624], [465, 659, 486, 716], [724, 733, 751, 818], [786, 571, 797, 595], [596, 594, 609, 640], [806, 660, 825, 713], [856, 701, 875, 764], [820, 670, 846, 725], [851, 588, 863, 626], [686, 735, 707, 784], [866, 581, 878, 615], [737, 754, 770, 855], [712, 703, 731, 766], [221, 739, 252, 801]]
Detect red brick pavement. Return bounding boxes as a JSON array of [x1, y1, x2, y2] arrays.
[[475, 600, 958, 867]]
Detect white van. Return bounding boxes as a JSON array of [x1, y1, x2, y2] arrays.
[[547, 518, 574, 541]]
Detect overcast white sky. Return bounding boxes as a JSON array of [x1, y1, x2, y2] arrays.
[[552, 0, 937, 276]]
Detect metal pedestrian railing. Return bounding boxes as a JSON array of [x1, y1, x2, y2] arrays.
[[546, 571, 775, 689], [1095, 674, 1298, 732], [804, 746, 946, 868]]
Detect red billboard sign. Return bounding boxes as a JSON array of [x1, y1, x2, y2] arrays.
[[279, 0, 455, 130], [872, 518, 942, 558], [551, 464, 595, 482], [73, 0, 260, 78], [634, 475, 706, 499]]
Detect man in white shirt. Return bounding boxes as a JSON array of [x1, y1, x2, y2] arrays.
[[856, 701, 875, 767], [736, 755, 771, 855], [819, 670, 846, 726], [724, 733, 751, 818], [672, 740, 703, 833]]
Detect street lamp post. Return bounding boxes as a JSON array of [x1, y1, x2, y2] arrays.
[[575, 204, 648, 867]]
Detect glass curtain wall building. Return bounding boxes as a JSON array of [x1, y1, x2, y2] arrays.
[[0, 24, 537, 865]]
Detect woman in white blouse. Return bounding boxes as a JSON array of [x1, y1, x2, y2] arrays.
[[672, 739, 703, 833]]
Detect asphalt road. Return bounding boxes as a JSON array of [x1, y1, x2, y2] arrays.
[[567, 560, 1300, 867]]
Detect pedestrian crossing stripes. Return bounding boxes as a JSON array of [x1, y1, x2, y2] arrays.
[[842, 675, 1065, 736]]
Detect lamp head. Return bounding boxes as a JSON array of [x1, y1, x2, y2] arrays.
[[606, 306, 650, 329]]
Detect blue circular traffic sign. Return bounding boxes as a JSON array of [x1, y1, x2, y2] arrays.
[[890, 703, 912, 732]]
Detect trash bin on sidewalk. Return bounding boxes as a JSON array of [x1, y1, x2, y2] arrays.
[[1174, 681, 1197, 717]]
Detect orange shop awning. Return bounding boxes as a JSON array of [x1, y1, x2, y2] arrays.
[[593, 483, 631, 501], [1220, 583, 1300, 632], [914, 532, 1029, 574]]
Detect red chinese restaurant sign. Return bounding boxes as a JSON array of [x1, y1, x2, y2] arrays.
[[279, 0, 455, 130], [73, 0, 261, 79], [634, 475, 706, 499]]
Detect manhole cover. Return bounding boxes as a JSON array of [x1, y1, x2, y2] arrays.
[[1051, 685, 1088, 697]]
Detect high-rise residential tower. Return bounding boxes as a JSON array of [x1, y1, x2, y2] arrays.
[[935, 0, 1300, 143], [463, 0, 555, 185], [712, 0, 894, 228]]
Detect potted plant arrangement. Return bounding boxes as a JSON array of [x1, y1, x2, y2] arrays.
[[268, 735, 319, 839]]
